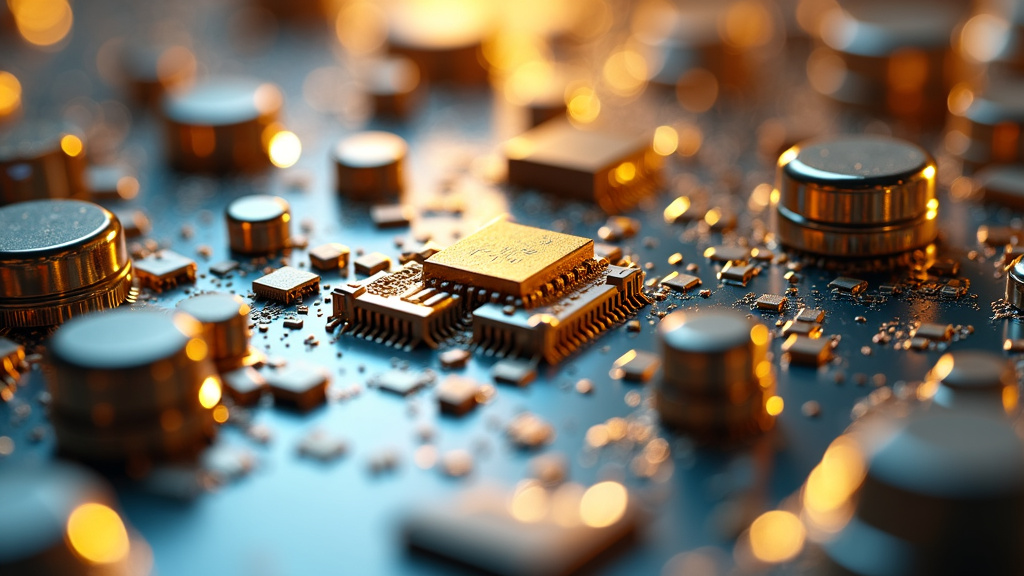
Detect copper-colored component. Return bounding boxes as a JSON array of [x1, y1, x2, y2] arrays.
[[332, 262, 462, 350], [46, 309, 220, 463], [252, 266, 320, 304], [333, 131, 407, 201], [946, 83, 1024, 171], [423, 218, 594, 302], [473, 265, 648, 364], [177, 292, 253, 371], [120, 43, 196, 106], [362, 56, 421, 119], [773, 135, 939, 258], [0, 199, 133, 327], [809, 1, 967, 121], [225, 194, 292, 255], [0, 122, 88, 205], [386, 2, 490, 86], [162, 77, 282, 173], [655, 310, 775, 442], [505, 119, 663, 214]]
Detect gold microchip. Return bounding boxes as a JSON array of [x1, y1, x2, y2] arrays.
[[423, 219, 594, 299], [252, 266, 320, 303], [133, 249, 197, 292], [505, 119, 662, 213]]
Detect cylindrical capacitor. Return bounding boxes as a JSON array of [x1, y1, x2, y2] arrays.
[[360, 56, 421, 120], [177, 292, 252, 371], [46, 309, 220, 464], [161, 77, 282, 173], [386, 0, 491, 86], [0, 461, 149, 575], [225, 194, 292, 255], [946, 82, 1024, 171], [120, 42, 197, 106], [0, 121, 88, 205], [773, 134, 939, 258], [656, 309, 775, 442], [1007, 256, 1024, 309], [814, 410, 1024, 575], [924, 350, 1018, 412], [333, 131, 407, 201], [0, 199, 133, 327]]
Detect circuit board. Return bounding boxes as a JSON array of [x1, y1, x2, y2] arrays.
[[2, 1, 1023, 575]]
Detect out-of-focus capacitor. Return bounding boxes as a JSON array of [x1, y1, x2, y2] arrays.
[[120, 42, 197, 106], [361, 56, 421, 119], [333, 131, 407, 201], [0, 199, 132, 327], [177, 292, 254, 371], [946, 82, 1024, 171], [386, 0, 492, 86], [225, 194, 292, 255], [774, 134, 939, 258], [0, 121, 88, 205], [161, 77, 283, 173]]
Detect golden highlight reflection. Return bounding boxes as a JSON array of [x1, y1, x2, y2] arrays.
[[579, 481, 628, 528], [0, 71, 22, 118], [269, 130, 302, 168], [198, 376, 222, 409], [803, 436, 865, 532], [66, 503, 130, 564], [509, 481, 549, 523], [10, 0, 73, 47], [748, 510, 805, 563]]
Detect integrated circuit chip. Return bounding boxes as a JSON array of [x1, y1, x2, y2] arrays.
[[134, 250, 197, 292], [505, 119, 662, 214], [252, 266, 320, 303], [423, 218, 594, 306]]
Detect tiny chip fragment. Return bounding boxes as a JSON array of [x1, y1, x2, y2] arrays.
[[252, 266, 320, 303], [134, 250, 197, 292]]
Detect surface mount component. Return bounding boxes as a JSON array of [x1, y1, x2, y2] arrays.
[[811, 410, 1024, 576], [655, 310, 775, 442], [46, 309, 221, 465], [473, 265, 648, 364], [177, 292, 254, 372], [252, 266, 320, 304], [423, 218, 596, 308], [773, 134, 939, 258], [505, 119, 663, 214], [0, 199, 133, 327], [161, 77, 282, 172], [0, 121, 88, 205], [225, 194, 292, 255], [0, 461, 149, 575], [404, 481, 638, 576], [333, 131, 407, 201], [133, 250, 197, 292]]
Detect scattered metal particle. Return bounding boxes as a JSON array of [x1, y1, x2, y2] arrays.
[[436, 375, 480, 415], [372, 368, 432, 396], [801, 401, 822, 418], [530, 453, 568, 485], [506, 412, 554, 448], [439, 348, 471, 370], [491, 359, 537, 387], [575, 379, 593, 394], [626, 320, 641, 332], [297, 428, 348, 462], [368, 447, 400, 474], [609, 349, 660, 382], [667, 252, 684, 266], [855, 316, 867, 323], [598, 216, 641, 241], [283, 317, 304, 330], [913, 322, 953, 342], [210, 260, 240, 277], [1005, 339, 1024, 353], [202, 445, 258, 483], [440, 449, 474, 477], [927, 258, 960, 277]]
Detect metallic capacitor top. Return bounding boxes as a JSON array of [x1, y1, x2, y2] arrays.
[[774, 134, 938, 258], [46, 308, 220, 464], [0, 461, 148, 575], [162, 77, 282, 173], [655, 309, 775, 441], [333, 131, 407, 201], [0, 121, 88, 205], [946, 82, 1024, 171], [177, 292, 253, 371], [815, 411, 1024, 575], [225, 194, 292, 255], [0, 199, 133, 327], [1007, 256, 1024, 310], [924, 350, 1018, 412]]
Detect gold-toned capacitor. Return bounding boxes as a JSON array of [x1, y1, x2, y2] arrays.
[[361, 55, 421, 119], [120, 42, 197, 106], [0, 121, 88, 205], [333, 131, 407, 201], [177, 292, 256, 371], [655, 309, 775, 442], [774, 134, 939, 258], [161, 77, 283, 173], [46, 308, 220, 463], [0, 199, 133, 327], [386, 0, 492, 86], [946, 82, 1024, 171], [225, 194, 292, 255], [1006, 255, 1024, 310]]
